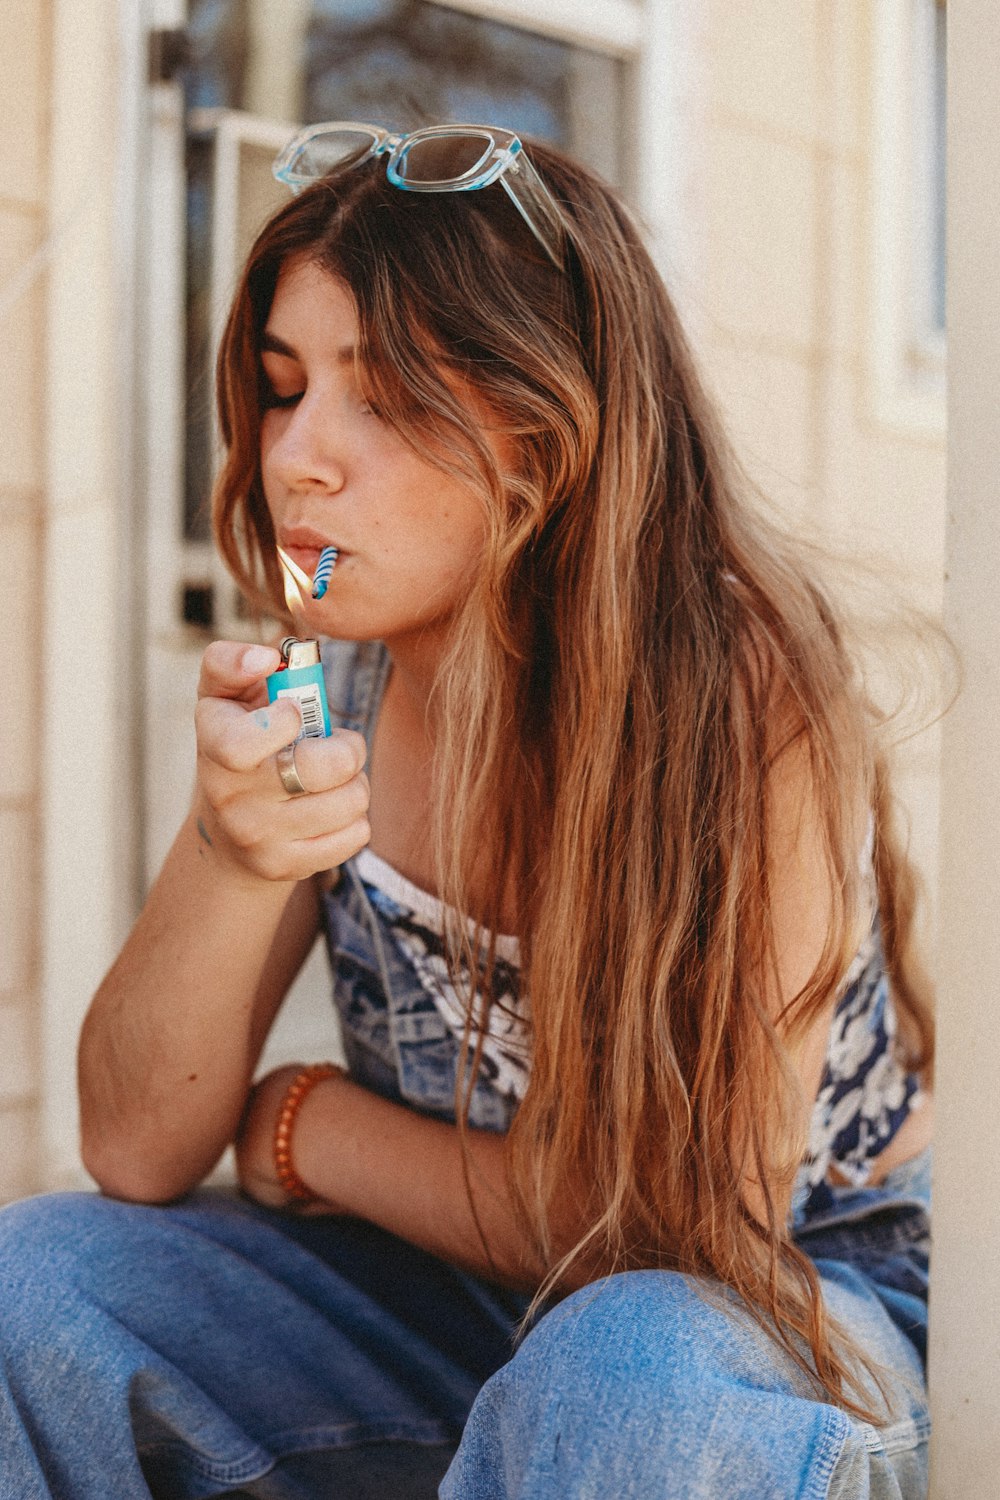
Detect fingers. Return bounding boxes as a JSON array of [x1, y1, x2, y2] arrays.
[[274, 772, 371, 835], [198, 640, 283, 703], [228, 811, 372, 884], [195, 642, 367, 781], [194, 638, 372, 883], [196, 695, 304, 775], [280, 730, 367, 795], [209, 772, 371, 882], [218, 767, 370, 846]]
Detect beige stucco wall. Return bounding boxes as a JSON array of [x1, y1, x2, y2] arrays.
[[0, 0, 49, 1200], [0, 0, 129, 1201], [695, 0, 946, 935]]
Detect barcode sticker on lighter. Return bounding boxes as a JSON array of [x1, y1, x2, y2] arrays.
[[276, 684, 326, 740]]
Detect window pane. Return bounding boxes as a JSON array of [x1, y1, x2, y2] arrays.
[[184, 0, 625, 182], [300, 0, 625, 187]]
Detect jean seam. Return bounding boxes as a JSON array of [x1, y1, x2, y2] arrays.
[[137, 1420, 460, 1485], [799, 1406, 851, 1500], [874, 1411, 931, 1455], [134, 1442, 271, 1487]]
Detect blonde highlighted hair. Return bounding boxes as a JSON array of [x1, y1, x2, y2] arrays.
[[213, 139, 933, 1420]]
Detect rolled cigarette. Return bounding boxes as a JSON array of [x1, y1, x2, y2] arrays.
[[311, 545, 339, 600]]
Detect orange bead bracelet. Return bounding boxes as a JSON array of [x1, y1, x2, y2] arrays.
[[273, 1062, 343, 1207]]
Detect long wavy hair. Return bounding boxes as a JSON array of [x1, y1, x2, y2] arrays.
[[213, 139, 934, 1420]]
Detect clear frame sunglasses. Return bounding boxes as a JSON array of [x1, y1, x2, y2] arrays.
[[272, 121, 567, 269]]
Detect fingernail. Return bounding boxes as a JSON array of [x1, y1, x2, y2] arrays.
[[242, 645, 276, 675]]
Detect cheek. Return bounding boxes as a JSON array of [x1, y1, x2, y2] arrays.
[[258, 426, 296, 523], [258, 422, 279, 494], [436, 504, 489, 582]]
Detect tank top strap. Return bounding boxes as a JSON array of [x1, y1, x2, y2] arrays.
[[319, 638, 391, 760]]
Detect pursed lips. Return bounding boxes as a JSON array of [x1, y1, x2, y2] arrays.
[[279, 530, 345, 574]]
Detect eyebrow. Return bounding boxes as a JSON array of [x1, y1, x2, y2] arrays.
[[259, 331, 357, 365]]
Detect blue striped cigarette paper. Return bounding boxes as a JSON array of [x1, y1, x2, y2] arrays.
[[311, 546, 339, 599]]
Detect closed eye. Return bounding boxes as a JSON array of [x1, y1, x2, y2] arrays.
[[260, 379, 304, 410]]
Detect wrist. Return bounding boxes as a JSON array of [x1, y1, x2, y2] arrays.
[[273, 1063, 347, 1207]]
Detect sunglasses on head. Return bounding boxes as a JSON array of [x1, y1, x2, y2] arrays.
[[273, 121, 568, 270]]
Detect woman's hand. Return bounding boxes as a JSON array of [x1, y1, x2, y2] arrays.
[[235, 1063, 348, 1215], [194, 640, 371, 884]]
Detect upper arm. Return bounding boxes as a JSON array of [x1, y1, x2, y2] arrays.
[[743, 718, 858, 1223], [764, 730, 840, 1104]]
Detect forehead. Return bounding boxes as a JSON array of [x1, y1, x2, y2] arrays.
[[263, 258, 358, 353]]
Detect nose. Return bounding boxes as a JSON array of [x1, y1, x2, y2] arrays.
[[266, 392, 346, 496]]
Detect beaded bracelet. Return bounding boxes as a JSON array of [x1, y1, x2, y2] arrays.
[[273, 1062, 342, 1207]]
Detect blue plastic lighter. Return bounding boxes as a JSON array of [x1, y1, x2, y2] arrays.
[[266, 637, 332, 741]]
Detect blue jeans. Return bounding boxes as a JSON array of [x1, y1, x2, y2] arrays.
[[0, 1154, 929, 1499]]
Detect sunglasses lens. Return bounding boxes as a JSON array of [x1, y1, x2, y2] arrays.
[[290, 128, 379, 180], [396, 132, 495, 186]]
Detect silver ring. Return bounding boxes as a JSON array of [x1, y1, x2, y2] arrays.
[[276, 741, 308, 796]]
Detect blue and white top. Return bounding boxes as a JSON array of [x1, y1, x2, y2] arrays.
[[353, 848, 530, 1103], [319, 639, 927, 1231]]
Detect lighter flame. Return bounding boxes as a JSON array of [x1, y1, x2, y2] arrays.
[[277, 546, 310, 614]]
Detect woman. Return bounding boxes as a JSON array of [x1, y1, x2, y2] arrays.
[[0, 126, 933, 1498]]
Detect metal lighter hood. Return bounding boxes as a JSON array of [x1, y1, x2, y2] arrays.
[[280, 637, 321, 672]]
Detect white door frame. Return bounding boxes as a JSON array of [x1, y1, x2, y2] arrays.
[[39, 0, 152, 1189], [928, 0, 1000, 1489]]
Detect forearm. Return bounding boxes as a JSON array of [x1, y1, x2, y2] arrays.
[[292, 1076, 544, 1290], [79, 808, 304, 1201], [80, 640, 371, 1203]]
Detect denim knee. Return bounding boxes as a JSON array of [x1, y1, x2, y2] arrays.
[[515, 1270, 815, 1412], [0, 1188, 161, 1281], [0, 1192, 107, 1314], [0, 1194, 150, 1376], [442, 1271, 855, 1500]]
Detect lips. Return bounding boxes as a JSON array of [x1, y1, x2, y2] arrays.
[[278, 528, 345, 574]]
